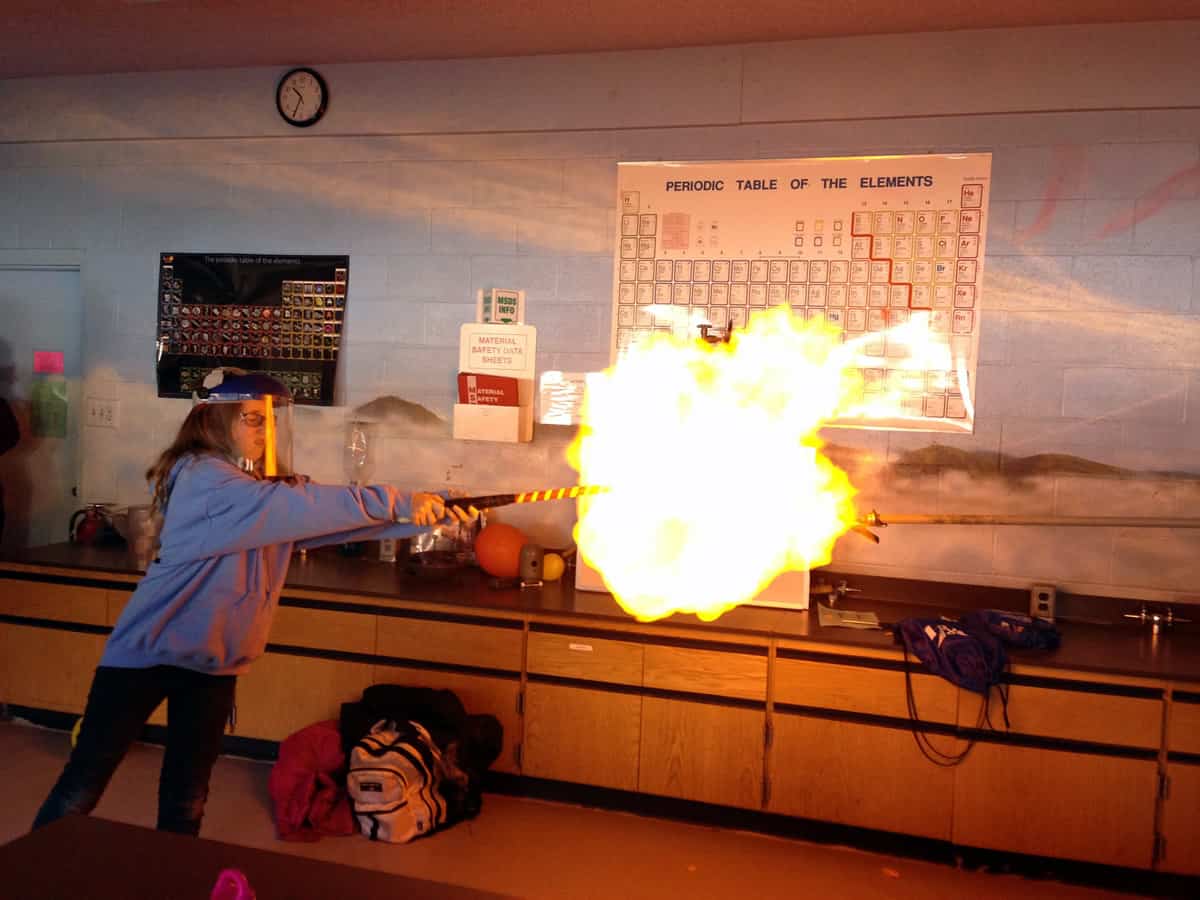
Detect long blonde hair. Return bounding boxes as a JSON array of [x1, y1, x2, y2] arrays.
[[145, 403, 243, 514]]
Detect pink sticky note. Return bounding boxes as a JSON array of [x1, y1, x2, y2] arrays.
[[34, 351, 64, 375]]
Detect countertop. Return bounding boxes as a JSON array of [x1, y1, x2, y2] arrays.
[[3, 543, 1199, 685]]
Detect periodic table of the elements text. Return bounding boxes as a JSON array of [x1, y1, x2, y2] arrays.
[[611, 153, 992, 432]]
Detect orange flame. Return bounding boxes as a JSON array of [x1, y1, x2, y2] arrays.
[[568, 306, 863, 622]]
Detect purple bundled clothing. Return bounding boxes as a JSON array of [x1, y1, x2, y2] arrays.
[[895, 618, 1006, 695], [101, 454, 429, 676]]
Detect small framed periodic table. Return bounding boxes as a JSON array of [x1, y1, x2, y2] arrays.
[[154, 252, 349, 405]]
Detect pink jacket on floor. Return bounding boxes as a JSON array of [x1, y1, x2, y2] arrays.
[[268, 720, 356, 842]]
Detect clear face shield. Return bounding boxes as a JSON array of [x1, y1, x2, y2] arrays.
[[198, 369, 295, 477], [233, 394, 294, 477]]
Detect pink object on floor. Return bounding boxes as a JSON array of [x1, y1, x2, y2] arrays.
[[210, 868, 256, 899]]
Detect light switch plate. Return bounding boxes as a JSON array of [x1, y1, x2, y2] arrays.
[[85, 397, 119, 429]]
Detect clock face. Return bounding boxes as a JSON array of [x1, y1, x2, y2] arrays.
[[276, 68, 327, 127]]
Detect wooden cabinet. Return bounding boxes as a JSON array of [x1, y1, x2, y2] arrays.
[[775, 656, 957, 724], [952, 742, 1158, 869], [951, 678, 1162, 868], [523, 681, 641, 790], [271, 604, 375, 655], [527, 631, 643, 686], [523, 628, 645, 789], [235, 651, 374, 742], [1161, 695, 1200, 875], [1161, 761, 1200, 875], [376, 615, 522, 672], [639, 697, 763, 809], [639, 644, 767, 809], [0, 563, 1187, 872], [0, 622, 105, 712], [0, 586, 163, 724], [524, 637, 768, 806], [145, 700, 167, 726], [373, 663, 523, 775], [0, 578, 108, 625], [524, 629, 644, 789], [959, 683, 1162, 749], [768, 714, 958, 840], [105, 590, 134, 625], [1168, 695, 1200, 755], [643, 645, 766, 701]]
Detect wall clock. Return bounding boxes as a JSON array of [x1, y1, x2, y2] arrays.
[[276, 67, 328, 128]]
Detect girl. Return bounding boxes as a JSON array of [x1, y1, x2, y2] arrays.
[[33, 370, 474, 835]]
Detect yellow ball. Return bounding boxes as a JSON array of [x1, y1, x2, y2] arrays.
[[542, 552, 565, 582], [70, 717, 83, 748]]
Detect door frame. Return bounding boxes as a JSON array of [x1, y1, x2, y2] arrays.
[[0, 250, 86, 547]]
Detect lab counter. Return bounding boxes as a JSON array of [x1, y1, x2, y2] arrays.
[[3, 542, 1197, 685], [3, 543, 1198, 874]]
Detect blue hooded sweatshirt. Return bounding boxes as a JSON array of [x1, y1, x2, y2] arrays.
[[101, 454, 430, 676]]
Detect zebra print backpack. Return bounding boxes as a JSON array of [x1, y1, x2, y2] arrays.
[[346, 719, 452, 843]]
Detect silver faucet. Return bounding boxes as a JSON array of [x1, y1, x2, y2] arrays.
[[828, 580, 861, 608], [1123, 604, 1191, 635]]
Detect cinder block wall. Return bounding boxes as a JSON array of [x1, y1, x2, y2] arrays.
[[1, 22, 1197, 601]]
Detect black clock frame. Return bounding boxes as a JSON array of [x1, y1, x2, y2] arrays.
[[275, 67, 328, 128]]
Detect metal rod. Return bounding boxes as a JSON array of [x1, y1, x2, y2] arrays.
[[414, 486, 1200, 533], [457, 490, 1200, 530], [862, 511, 1200, 528]]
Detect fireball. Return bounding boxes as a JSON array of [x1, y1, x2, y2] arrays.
[[569, 306, 863, 622]]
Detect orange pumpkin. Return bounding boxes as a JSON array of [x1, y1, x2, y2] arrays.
[[474, 522, 528, 578]]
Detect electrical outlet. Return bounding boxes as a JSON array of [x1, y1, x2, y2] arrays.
[[1031, 584, 1056, 622], [85, 397, 119, 429]]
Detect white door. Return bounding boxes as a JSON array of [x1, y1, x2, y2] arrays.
[[0, 267, 83, 552]]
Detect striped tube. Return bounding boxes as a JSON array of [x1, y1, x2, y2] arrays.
[[447, 485, 607, 512], [514, 486, 605, 504]]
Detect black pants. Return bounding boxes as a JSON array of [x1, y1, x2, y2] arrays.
[[32, 665, 236, 836]]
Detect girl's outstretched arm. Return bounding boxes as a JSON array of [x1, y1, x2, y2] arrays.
[[158, 457, 415, 560]]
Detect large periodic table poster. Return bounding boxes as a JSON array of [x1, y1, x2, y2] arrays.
[[155, 253, 349, 405], [611, 153, 992, 432]]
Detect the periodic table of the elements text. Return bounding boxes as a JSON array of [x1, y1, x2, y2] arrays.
[[611, 154, 992, 431]]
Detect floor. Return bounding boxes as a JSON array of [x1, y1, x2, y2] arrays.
[[0, 718, 1152, 900]]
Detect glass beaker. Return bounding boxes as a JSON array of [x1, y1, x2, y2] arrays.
[[343, 421, 373, 485]]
